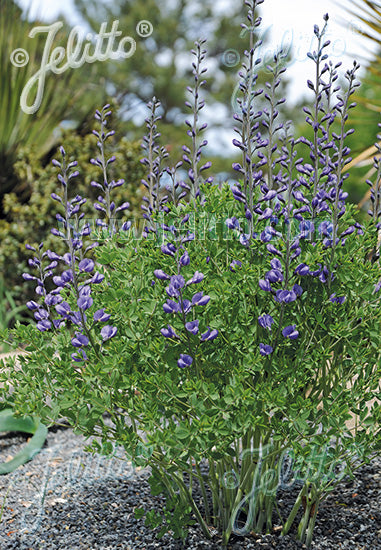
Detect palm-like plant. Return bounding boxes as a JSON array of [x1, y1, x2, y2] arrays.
[[337, 1, 381, 207], [0, 0, 103, 206]]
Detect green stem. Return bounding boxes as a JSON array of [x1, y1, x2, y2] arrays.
[[195, 461, 211, 524], [297, 483, 313, 542], [305, 498, 319, 548], [171, 471, 212, 540], [281, 485, 305, 536]]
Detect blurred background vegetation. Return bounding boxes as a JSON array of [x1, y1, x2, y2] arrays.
[[0, 0, 380, 347]]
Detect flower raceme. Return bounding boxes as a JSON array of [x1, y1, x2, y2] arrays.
[[22, 109, 128, 361], [154, 221, 218, 368]]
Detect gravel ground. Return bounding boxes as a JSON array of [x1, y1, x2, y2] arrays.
[[0, 425, 380, 550]]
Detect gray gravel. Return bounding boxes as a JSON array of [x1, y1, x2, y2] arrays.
[[0, 425, 380, 549]]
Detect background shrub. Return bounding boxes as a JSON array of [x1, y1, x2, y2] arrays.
[[0, 128, 145, 310]]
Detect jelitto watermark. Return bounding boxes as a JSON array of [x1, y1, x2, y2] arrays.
[[10, 19, 153, 115]]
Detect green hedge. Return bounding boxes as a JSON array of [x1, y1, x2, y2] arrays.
[[0, 130, 145, 310]]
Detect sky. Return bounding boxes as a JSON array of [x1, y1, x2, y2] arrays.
[[17, 0, 375, 103], [19, 0, 370, 101], [15, 0, 377, 153]]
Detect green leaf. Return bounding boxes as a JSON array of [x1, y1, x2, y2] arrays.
[[0, 410, 48, 474]]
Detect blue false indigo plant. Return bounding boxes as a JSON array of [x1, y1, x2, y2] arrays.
[[91, 106, 130, 233], [140, 97, 169, 226], [1, 1, 380, 548]]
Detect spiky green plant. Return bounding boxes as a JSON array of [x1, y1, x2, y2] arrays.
[[0, 0, 103, 203], [0, 408, 47, 473]]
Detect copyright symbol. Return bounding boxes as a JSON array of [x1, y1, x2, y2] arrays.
[[136, 20, 153, 38], [10, 48, 29, 67], [222, 49, 240, 68]]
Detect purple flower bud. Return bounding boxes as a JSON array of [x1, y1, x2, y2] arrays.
[[275, 289, 297, 303], [265, 269, 283, 283], [226, 217, 240, 230], [53, 276, 64, 287], [240, 234, 250, 247], [34, 308, 49, 321], [185, 320, 199, 335], [291, 248, 301, 260], [294, 263, 310, 276], [170, 275, 185, 289], [260, 227, 274, 243], [94, 203, 106, 213], [44, 261, 58, 271], [28, 258, 39, 268], [329, 293, 346, 304], [163, 300, 180, 314], [267, 244, 282, 257], [178, 354, 193, 368], [161, 243, 176, 256], [56, 301, 71, 318], [45, 293, 62, 307], [77, 295, 93, 311], [187, 271, 204, 285], [51, 228, 65, 238], [154, 269, 170, 280], [101, 325, 117, 341], [258, 314, 274, 329], [80, 285, 92, 296], [116, 202, 130, 213], [259, 343, 273, 356], [201, 327, 218, 341], [340, 226, 355, 238], [166, 284, 180, 298], [318, 221, 333, 236], [71, 350, 88, 362], [270, 258, 282, 271], [61, 269, 74, 283], [121, 221, 132, 231], [26, 300, 39, 310], [262, 190, 277, 201], [293, 191, 308, 204], [200, 161, 212, 172], [192, 292, 210, 306], [160, 325, 179, 338], [51, 193, 62, 203], [293, 284, 303, 297], [71, 332, 89, 347], [37, 320, 52, 332], [230, 260, 242, 272], [259, 279, 272, 292], [181, 299, 192, 313], [94, 309, 111, 322], [181, 232, 195, 243], [78, 259, 95, 273], [90, 272, 105, 284], [180, 251, 190, 266], [259, 208, 273, 221], [69, 311, 85, 326], [319, 266, 329, 283], [22, 273, 36, 281], [282, 325, 299, 340], [62, 253, 72, 265]]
